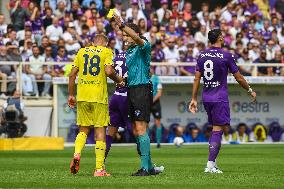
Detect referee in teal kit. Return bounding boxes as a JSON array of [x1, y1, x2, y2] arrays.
[[113, 14, 164, 176]]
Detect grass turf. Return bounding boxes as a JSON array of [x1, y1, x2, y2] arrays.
[[0, 144, 284, 189]]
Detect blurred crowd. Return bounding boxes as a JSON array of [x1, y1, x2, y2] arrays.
[[1, 0, 284, 97], [164, 122, 284, 144], [67, 121, 284, 144]]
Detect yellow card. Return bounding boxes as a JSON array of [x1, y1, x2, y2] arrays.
[[107, 9, 115, 19]]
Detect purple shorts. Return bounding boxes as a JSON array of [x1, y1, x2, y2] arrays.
[[203, 102, 230, 126], [109, 93, 131, 128]]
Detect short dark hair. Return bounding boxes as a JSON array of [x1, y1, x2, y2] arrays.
[[238, 123, 247, 128], [236, 40, 243, 46], [126, 22, 149, 42], [10, 29, 17, 33], [81, 24, 89, 30], [32, 45, 39, 50], [11, 88, 17, 96], [90, 1, 96, 6], [108, 37, 115, 42], [42, 36, 49, 41], [7, 24, 14, 31], [58, 46, 65, 51], [5, 42, 12, 46], [45, 45, 52, 50], [126, 22, 141, 35], [208, 29, 222, 44], [45, 7, 52, 12]]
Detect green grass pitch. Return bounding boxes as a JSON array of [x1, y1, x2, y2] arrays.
[[0, 144, 284, 189]]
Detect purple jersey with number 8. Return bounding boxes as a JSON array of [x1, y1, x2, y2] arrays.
[[196, 47, 239, 103]]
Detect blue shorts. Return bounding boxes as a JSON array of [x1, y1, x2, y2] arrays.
[[203, 102, 230, 126]]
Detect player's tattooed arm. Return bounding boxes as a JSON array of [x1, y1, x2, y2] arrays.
[[233, 71, 257, 102], [68, 67, 79, 108], [105, 65, 125, 87], [189, 71, 201, 113]]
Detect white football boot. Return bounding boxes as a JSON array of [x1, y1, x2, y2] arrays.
[[204, 161, 223, 174]]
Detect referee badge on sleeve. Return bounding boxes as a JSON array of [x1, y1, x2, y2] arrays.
[[135, 110, 141, 117]]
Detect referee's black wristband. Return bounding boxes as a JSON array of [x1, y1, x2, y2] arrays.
[[119, 22, 126, 30]]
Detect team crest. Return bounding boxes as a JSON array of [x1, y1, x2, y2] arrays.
[[135, 110, 141, 117]]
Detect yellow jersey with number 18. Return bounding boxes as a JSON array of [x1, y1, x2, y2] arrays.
[[72, 46, 114, 104]]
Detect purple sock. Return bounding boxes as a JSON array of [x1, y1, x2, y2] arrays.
[[208, 130, 223, 162], [105, 135, 113, 160]]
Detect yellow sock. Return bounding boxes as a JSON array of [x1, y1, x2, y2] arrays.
[[74, 132, 87, 154], [95, 140, 106, 170]]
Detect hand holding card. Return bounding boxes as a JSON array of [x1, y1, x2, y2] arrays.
[[107, 9, 115, 19]]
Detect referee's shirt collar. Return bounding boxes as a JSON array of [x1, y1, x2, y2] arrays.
[[128, 45, 137, 52]]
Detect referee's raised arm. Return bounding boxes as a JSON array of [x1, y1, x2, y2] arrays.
[[113, 14, 144, 46]]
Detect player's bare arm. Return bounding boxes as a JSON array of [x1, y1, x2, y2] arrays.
[[68, 67, 79, 109], [113, 14, 144, 46], [189, 71, 201, 114], [105, 65, 125, 87], [233, 71, 257, 102], [153, 89, 162, 103]]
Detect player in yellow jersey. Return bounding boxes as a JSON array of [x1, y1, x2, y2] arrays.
[[68, 34, 124, 177]]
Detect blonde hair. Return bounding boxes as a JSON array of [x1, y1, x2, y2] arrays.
[[93, 34, 109, 44]]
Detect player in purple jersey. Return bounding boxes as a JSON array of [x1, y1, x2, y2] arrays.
[[30, 7, 44, 46], [189, 29, 257, 173], [104, 43, 130, 164]]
